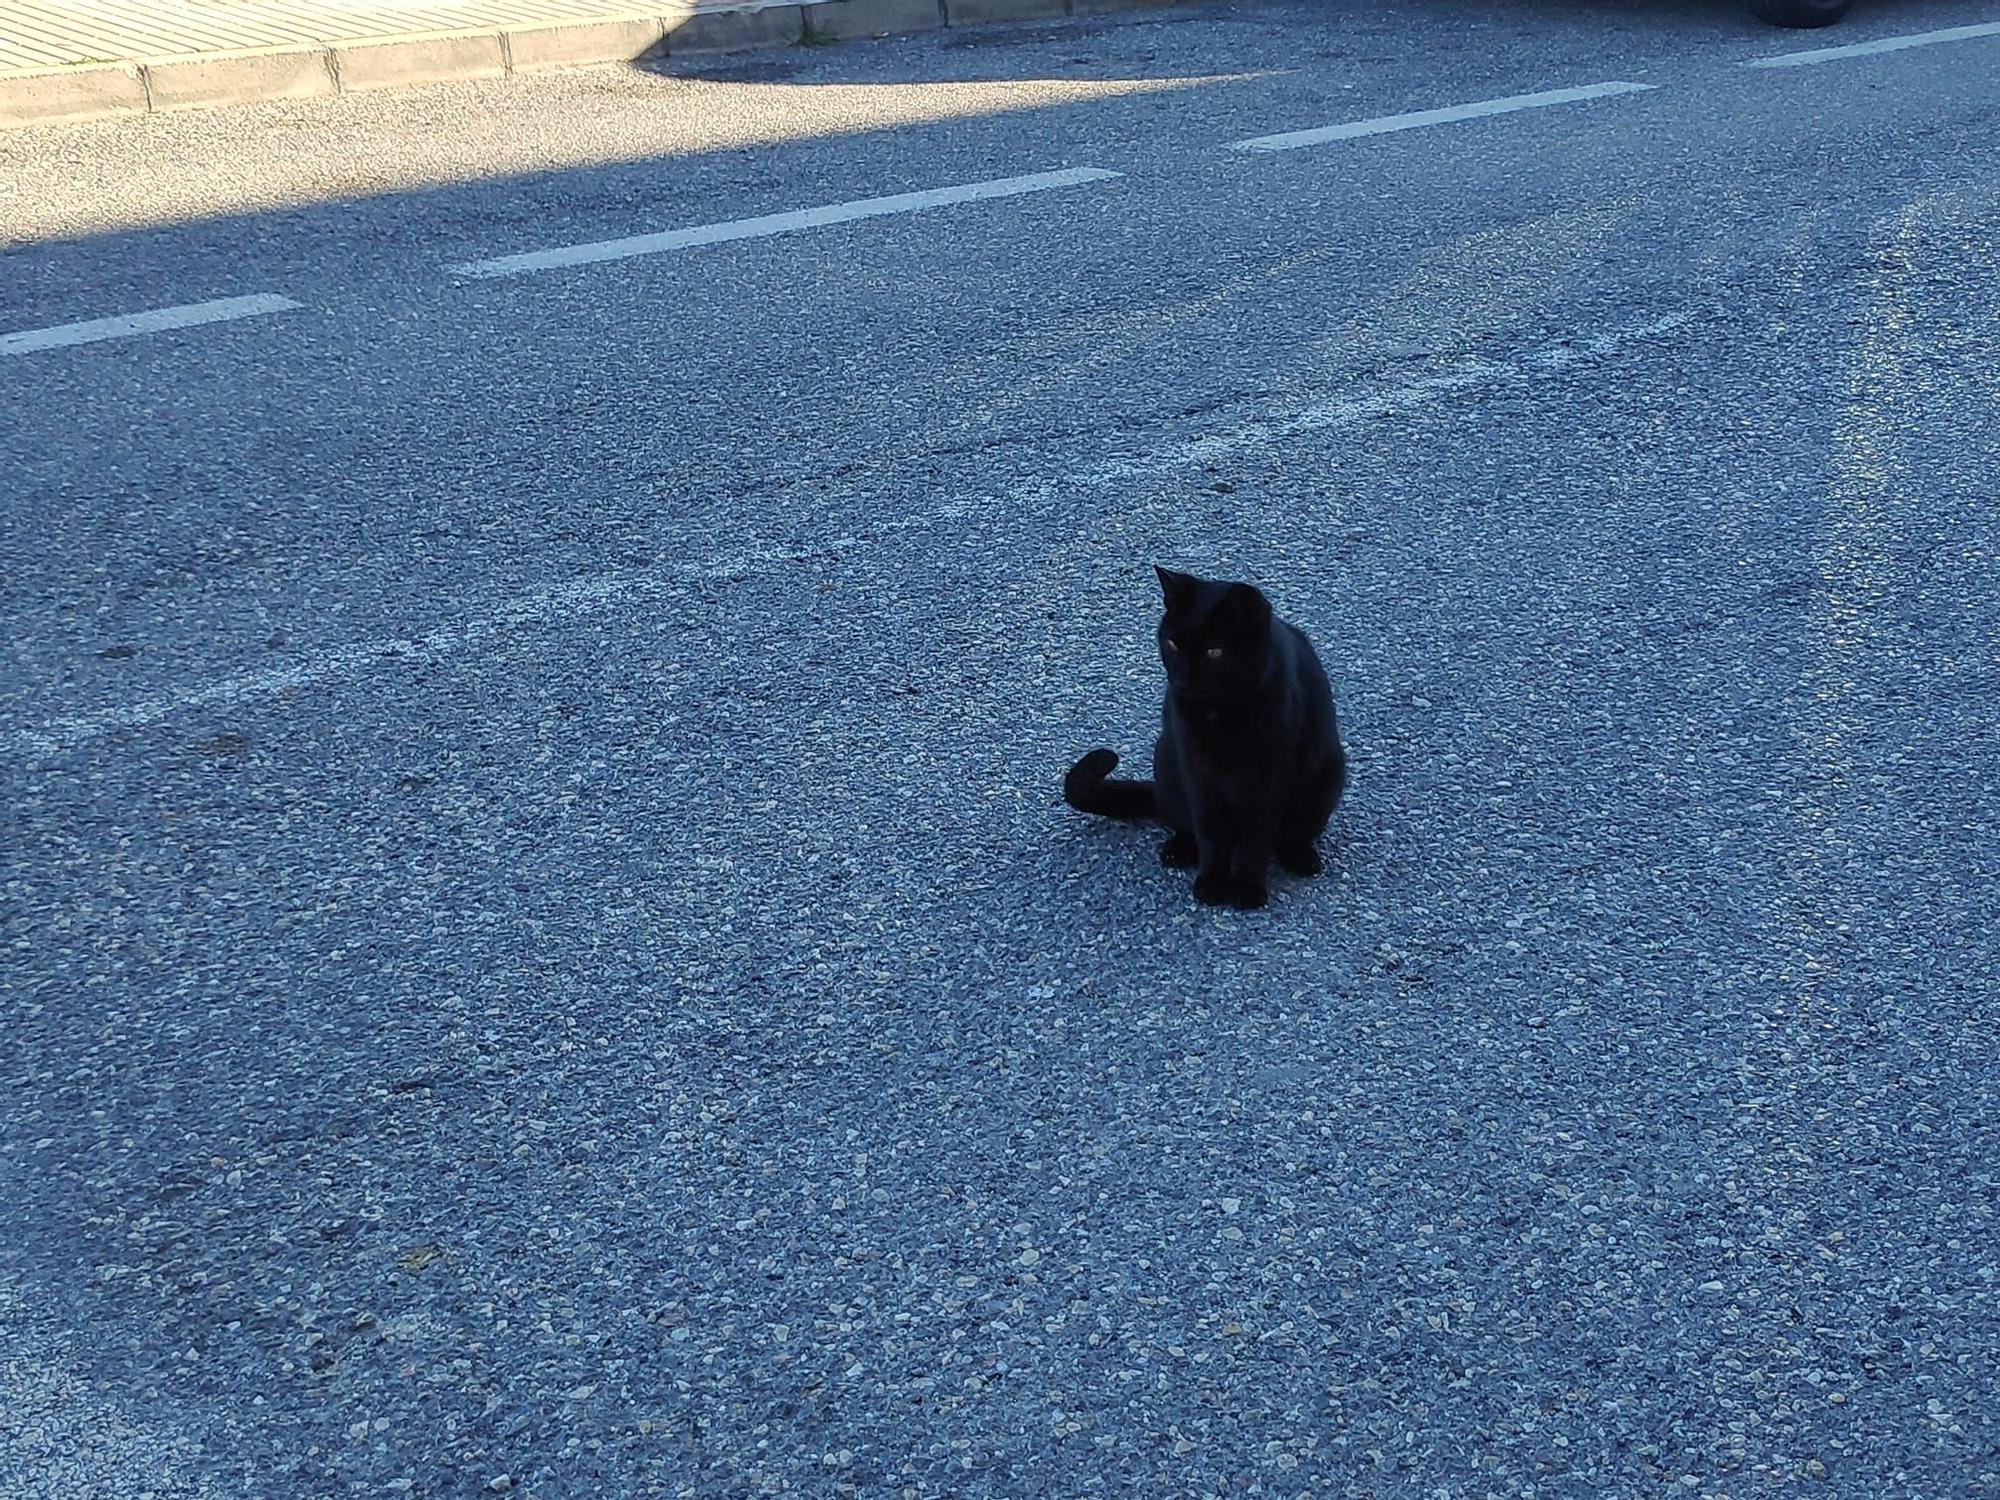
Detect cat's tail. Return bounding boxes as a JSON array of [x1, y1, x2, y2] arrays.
[[1063, 748, 1156, 820]]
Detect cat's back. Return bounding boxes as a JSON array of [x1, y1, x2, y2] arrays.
[[1272, 613, 1342, 768], [1276, 615, 1335, 702]]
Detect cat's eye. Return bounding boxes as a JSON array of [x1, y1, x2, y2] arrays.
[[1205, 647, 1224, 660], [1163, 638, 1180, 653]]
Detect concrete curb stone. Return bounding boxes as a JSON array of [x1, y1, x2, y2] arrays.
[[803, 0, 945, 42], [505, 16, 670, 71], [665, 4, 808, 52], [333, 31, 509, 91], [946, 0, 1068, 23], [144, 46, 338, 113], [0, 63, 148, 128], [0, 0, 1190, 128]]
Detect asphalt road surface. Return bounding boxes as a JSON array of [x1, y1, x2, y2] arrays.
[[4, 1, 1998, 1495]]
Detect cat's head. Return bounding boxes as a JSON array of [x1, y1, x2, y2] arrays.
[[1155, 566, 1274, 700]]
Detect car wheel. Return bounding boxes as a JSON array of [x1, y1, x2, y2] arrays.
[[1749, 0, 1854, 27]]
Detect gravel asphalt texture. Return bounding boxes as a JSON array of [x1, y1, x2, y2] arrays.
[[4, 1, 1999, 1495]]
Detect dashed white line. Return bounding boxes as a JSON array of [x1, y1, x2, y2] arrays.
[[1227, 81, 1656, 154], [0, 294, 302, 358], [449, 166, 1124, 280], [1746, 18, 2000, 68]]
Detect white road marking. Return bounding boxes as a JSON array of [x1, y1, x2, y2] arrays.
[[1228, 81, 1655, 153], [0, 1273, 220, 1498], [4, 527, 923, 761], [5, 311, 1693, 762], [449, 167, 1124, 279], [1066, 312, 1693, 485], [1746, 18, 2000, 68], [0, 294, 301, 358]]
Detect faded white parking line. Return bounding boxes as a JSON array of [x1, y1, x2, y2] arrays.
[[0, 1273, 220, 1498], [1746, 18, 2000, 68], [449, 167, 1123, 280], [1227, 81, 1655, 154], [0, 294, 301, 358], [7, 310, 1693, 762]]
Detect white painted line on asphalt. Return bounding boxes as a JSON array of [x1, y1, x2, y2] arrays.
[[0, 294, 302, 358], [4, 527, 934, 762], [1746, 19, 2000, 68], [449, 167, 1124, 279], [5, 310, 1694, 762], [1078, 311, 1694, 483], [1228, 81, 1656, 153], [0, 1273, 223, 1498]]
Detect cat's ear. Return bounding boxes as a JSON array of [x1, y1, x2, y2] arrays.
[[1155, 565, 1198, 614], [1221, 582, 1273, 634]]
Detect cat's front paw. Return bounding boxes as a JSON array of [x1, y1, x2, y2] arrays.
[[1193, 873, 1266, 909], [1160, 832, 1198, 869], [1192, 872, 1234, 906], [1227, 880, 1269, 910], [1277, 844, 1323, 877]]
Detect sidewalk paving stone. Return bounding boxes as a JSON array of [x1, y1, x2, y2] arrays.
[[1, 0, 1167, 126]]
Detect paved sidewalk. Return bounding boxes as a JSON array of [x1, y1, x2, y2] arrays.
[[2, 1, 673, 70], [1, 0, 1158, 127]]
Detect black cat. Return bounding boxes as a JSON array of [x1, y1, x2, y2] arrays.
[[1065, 566, 1347, 909]]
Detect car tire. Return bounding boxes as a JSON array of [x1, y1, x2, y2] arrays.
[[1749, 0, 1853, 26]]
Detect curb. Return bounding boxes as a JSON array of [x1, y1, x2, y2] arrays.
[[0, 0, 1184, 130]]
